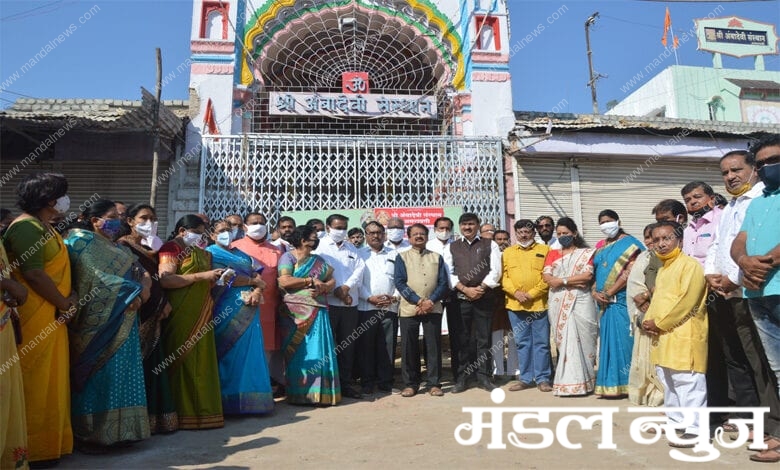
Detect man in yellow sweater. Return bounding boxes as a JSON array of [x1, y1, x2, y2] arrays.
[[503, 219, 552, 392], [642, 221, 708, 447]]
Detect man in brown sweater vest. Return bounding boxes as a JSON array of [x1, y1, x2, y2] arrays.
[[443, 213, 503, 393]]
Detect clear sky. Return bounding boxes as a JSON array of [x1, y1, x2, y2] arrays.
[[1, 0, 778, 113]]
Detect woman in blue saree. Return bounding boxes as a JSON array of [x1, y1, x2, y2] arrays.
[[205, 220, 273, 414], [591, 210, 643, 398], [278, 225, 340, 406], [64, 199, 150, 448]]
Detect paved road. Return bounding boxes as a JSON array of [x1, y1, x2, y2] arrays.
[[62, 380, 767, 469]]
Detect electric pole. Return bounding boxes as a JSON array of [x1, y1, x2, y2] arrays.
[[585, 12, 604, 115]]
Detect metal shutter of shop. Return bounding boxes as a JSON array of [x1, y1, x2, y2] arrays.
[[515, 158, 575, 223], [0, 160, 169, 235], [577, 158, 725, 246]]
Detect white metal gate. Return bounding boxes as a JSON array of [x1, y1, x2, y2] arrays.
[[199, 135, 505, 225]]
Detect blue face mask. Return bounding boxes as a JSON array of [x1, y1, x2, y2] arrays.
[[558, 235, 574, 247], [216, 231, 232, 247], [100, 218, 122, 239]]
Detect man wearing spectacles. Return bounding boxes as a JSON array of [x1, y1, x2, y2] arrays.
[[731, 134, 780, 463], [535, 216, 559, 248]]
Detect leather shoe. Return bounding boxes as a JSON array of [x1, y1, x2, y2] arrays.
[[537, 382, 553, 392], [341, 386, 363, 399], [477, 379, 496, 392], [451, 380, 468, 394], [509, 381, 533, 392], [401, 387, 417, 397]]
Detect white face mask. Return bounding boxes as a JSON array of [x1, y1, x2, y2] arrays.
[[599, 221, 621, 239], [53, 195, 70, 213], [435, 230, 451, 241], [518, 239, 534, 248], [182, 230, 205, 248], [386, 228, 404, 243], [216, 231, 232, 247], [317, 230, 327, 239], [135, 220, 155, 238], [246, 224, 267, 241], [329, 228, 347, 243]]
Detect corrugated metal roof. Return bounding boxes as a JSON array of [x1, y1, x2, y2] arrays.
[[725, 78, 780, 90], [512, 111, 780, 137], [0, 88, 187, 138]]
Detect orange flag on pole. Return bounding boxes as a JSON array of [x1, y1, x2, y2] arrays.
[[661, 7, 671, 47], [204, 98, 220, 135]]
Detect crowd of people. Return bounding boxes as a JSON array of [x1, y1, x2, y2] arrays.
[[0, 134, 778, 467]]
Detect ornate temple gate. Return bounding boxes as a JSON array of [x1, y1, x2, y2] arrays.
[[199, 134, 505, 226]]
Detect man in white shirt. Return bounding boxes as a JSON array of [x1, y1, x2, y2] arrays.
[[384, 217, 411, 253], [314, 213, 366, 399], [357, 221, 398, 394], [705, 150, 780, 448], [427, 216, 460, 382]]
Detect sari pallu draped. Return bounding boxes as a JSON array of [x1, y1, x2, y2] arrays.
[[3, 218, 73, 462], [592, 235, 643, 397], [64, 229, 150, 446], [0, 244, 29, 470], [280, 253, 341, 406], [159, 242, 223, 429], [545, 248, 598, 396], [206, 245, 273, 414], [118, 239, 179, 433]]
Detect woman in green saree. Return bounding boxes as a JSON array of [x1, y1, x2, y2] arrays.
[[64, 199, 149, 448], [158, 215, 226, 429]]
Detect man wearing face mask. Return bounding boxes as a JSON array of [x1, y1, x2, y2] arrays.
[[705, 149, 780, 460], [230, 212, 285, 395], [732, 134, 780, 463], [314, 213, 366, 399], [384, 217, 411, 253], [426, 216, 461, 382], [226, 214, 245, 241], [307, 218, 327, 240], [681, 181, 721, 268]]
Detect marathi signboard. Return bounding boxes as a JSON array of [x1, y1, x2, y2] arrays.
[[269, 91, 438, 119], [695, 16, 779, 58]]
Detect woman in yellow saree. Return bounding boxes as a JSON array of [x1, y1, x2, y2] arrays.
[[0, 243, 30, 470], [2, 173, 78, 467], [158, 215, 226, 429]]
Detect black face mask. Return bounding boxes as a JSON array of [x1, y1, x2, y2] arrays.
[[688, 206, 711, 219], [310, 239, 320, 251]]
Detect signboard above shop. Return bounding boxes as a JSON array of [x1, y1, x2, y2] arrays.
[[695, 16, 779, 57]]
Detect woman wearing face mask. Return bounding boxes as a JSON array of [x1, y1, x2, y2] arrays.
[[541, 217, 597, 396], [626, 224, 665, 407], [2, 173, 79, 466], [205, 220, 273, 414], [63, 198, 151, 450], [591, 209, 644, 398], [278, 225, 340, 405], [158, 215, 226, 429], [117, 204, 179, 434]]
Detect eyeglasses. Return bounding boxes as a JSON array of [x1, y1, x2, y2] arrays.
[[481, 229, 495, 234], [756, 155, 780, 170]]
